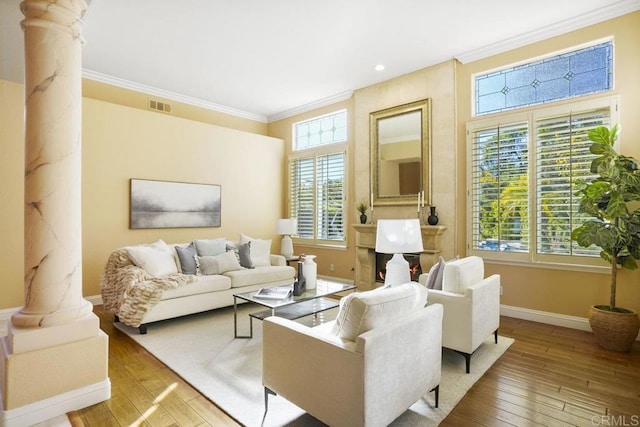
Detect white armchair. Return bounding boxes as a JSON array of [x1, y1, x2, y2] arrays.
[[262, 283, 443, 427], [420, 256, 500, 373]]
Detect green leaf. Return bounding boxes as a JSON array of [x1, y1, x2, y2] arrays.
[[619, 256, 638, 270], [606, 192, 628, 217], [588, 126, 610, 145], [594, 224, 617, 251], [590, 142, 609, 155]]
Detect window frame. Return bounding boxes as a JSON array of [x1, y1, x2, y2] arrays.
[[289, 111, 348, 248], [466, 96, 619, 270]]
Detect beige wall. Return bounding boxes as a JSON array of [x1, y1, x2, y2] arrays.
[[0, 80, 25, 309], [83, 79, 269, 136], [0, 80, 284, 309], [456, 12, 640, 317]]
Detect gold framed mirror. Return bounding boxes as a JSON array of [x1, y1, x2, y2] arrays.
[[370, 98, 431, 207]]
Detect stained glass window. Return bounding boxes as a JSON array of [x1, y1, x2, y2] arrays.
[[475, 41, 613, 116]]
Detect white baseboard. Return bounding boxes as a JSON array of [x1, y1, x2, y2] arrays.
[[0, 379, 111, 427], [500, 304, 640, 341]]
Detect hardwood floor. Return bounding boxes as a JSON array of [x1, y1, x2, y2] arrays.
[[74, 306, 640, 426]]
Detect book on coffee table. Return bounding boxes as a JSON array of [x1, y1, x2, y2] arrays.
[[253, 286, 292, 300]]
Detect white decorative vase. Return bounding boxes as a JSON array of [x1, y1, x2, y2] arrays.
[[302, 255, 317, 290]]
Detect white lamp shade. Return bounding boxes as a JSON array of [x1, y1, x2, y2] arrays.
[[276, 218, 298, 235], [375, 219, 423, 254]]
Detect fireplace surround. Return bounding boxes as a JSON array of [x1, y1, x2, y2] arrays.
[[354, 224, 446, 291]]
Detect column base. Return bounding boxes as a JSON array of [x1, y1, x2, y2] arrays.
[[0, 379, 110, 427], [0, 318, 110, 425]]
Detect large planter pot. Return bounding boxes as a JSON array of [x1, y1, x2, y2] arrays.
[[588, 305, 640, 352]]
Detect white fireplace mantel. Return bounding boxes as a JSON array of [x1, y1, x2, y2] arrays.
[[353, 224, 447, 291]]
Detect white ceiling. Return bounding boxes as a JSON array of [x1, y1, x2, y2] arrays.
[[2, 0, 639, 122]]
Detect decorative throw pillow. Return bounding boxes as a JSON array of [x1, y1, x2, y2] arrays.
[[331, 282, 428, 341], [237, 241, 254, 269], [197, 251, 243, 275], [194, 238, 227, 256], [175, 242, 198, 275], [239, 234, 272, 267], [126, 241, 178, 277], [425, 256, 446, 290]]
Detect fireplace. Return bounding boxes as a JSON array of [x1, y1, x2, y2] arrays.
[[375, 252, 422, 283], [353, 224, 446, 291]]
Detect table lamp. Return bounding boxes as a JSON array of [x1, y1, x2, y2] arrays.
[[276, 218, 298, 258], [375, 219, 423, 286]]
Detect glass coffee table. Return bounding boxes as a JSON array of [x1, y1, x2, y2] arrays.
[[233, 279, 356, 338]]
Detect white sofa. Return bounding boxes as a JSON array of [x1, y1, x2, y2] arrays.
[[100, 238, 295, 333], [419, 255, 500, 373], [262, 282, 443, 427]]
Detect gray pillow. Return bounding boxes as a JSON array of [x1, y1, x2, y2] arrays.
[[237, 242, 254, 269], [227, 242, 254, 269], [176, 243, 197, 275], [425, 256, 446, 290]]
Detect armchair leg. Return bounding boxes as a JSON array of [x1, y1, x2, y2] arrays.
[[453, 350, 472, 373], [114, 315, 119, 323], [430, 384, 439, 408], [139, 324, 147, 334], [494, 328, 499, 344]]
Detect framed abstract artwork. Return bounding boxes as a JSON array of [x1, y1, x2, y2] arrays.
[[130, 179, 221, 229]]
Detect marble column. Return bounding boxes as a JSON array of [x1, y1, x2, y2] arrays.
[[1, 1, 110, 424], [12, 0, 94, 330]]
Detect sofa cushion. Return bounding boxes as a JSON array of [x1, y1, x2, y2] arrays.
[[159, 274, 232, 300], [239, 234, 272, 267], [194, 238, 227, 256], [126, 240, 178, 277], [224, 265, 295, 288], [197, 251, 243, 275], [175, 242, 198, 275], [331, 282, 427, 341], [442, 256, 484, 294]]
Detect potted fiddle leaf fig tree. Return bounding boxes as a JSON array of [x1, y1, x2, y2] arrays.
[[571, 125, 640, 352]]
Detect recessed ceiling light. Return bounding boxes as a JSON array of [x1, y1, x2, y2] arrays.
[[374, 64, 385, 71]]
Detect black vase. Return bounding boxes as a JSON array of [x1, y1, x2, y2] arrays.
[[427, 206, 439, 225], [294, 261, 306, 296], [359, 213, 367, 224]]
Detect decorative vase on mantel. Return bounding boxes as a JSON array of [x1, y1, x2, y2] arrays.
[[427, 206, 439, 225], [359, 214, 367, 224]]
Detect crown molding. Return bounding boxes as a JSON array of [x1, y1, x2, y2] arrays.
[[82, 69, 268, 123], [267, 90, 354, 123], [454, 0, 640, 64]]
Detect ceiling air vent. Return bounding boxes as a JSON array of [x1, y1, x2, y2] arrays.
[[149, 99, 172, 113]]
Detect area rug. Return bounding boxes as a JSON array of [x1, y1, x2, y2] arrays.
[[115, 305, 513, 426]]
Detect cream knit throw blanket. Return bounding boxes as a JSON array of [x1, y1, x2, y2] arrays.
[[100, 249, 197, 327]]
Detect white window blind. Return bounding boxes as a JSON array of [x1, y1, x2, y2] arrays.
[[316, 153, 344, 241], [536, 108, 610, 257], [470, 122, 529, 253], [289, 152, 345, 243]]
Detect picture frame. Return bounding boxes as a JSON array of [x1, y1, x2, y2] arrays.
[[130, 179, 221, 229]]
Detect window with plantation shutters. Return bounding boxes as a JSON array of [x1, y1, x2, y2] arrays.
[[536, 108, 610, 258], [467, 97, 617, 267], [290, 111, 347, 246], [470, 122, 529, 254]]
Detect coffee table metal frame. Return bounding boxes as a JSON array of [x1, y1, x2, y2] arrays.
[[233, 279, 355, 338]]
